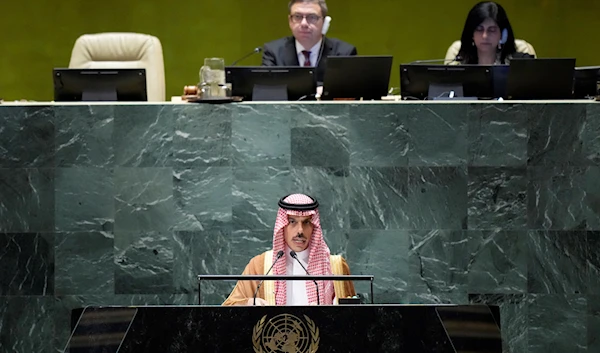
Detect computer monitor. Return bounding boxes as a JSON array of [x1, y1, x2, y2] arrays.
[[400, 64, 499, 100], [225, 66, 316, 101], [506, 58, 576, 100], [321, 56, 393, 100], [573, 66, 600, 99], [53, 68, 147, 102]]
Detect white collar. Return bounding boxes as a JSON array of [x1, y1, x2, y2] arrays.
[[295, 39, 322, 57], [295, 247, 310, 262], [285, 246, 310, 305], [285, 245, 310, 263]]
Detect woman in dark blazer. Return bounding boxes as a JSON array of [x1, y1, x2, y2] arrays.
[[455, 1, 534, 65]]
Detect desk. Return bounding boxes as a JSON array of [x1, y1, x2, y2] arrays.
[[0, 101, 598, 352]]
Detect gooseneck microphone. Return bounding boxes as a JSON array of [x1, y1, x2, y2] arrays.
[[409, 55, 463, 64], [231, 47, 262, 66], [253, 250, 284, 306], [289, 250, 320, 305]]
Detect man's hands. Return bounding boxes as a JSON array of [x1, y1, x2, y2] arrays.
[[247, 298, 269, 306]]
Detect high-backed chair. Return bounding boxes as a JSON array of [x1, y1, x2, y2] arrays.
[[68, 32, 165, 101], [444, 39, 537, 63]]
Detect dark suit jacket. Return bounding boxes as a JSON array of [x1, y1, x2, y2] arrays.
[[510, 52, 535, 60], [261, 36, 357, 84]]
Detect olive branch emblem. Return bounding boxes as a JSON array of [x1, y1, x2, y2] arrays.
[[252, 315, 267, 353], [252, 314, 320, 353], [304, 315, 320, 353]]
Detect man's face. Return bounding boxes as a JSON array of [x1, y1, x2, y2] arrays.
[[284, 215, 314, 252], [288, 2, 324, 45]]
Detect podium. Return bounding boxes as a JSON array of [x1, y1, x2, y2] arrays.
[[197, 274, 376, 304], [65, 305, 502, 353]]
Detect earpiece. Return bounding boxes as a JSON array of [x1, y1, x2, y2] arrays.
[[315, 16, 332, 72], [500, 28, 508, 45], [322, 16, 331, 35]]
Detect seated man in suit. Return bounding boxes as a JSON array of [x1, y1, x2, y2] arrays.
[[223, 193, 355, 306], [262, 0, 357, 85]]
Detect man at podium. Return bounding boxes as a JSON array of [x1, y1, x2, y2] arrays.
[[223, 193, 355, 306]]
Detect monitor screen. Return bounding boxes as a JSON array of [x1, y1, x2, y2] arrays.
[[506, 58, 576, 100], [225, 66, 316, 101], [400, 64, 499, 100], [53, 68, 147, 102], [321, 55, 393, 100], [574, 66, 600, 99]]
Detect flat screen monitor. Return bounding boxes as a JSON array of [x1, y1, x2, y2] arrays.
[[225, 66, 316, 101], [321, 55, 393, 100], [573, 66, 600, 99], [400, 64, 500, 100], [506, 58, 576, 99], [53, 68, 147, 102]]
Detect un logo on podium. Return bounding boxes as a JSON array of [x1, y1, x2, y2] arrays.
[[252, 314, 320, 353]]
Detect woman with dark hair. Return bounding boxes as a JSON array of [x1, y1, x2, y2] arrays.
[[456, 1, 533, 65]]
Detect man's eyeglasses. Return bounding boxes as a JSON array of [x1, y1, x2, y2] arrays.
[[289, 13, 322, 24]]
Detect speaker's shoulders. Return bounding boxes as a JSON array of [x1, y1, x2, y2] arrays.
[[325, 37, 357, 52], [264, 36, 294, 49], [511, 52, 535, 59]]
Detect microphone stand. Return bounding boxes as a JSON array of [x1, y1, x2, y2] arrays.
[[231, 47, 262, 66], [290, 251, 320, 305], [253, 250, 284, 305], [409, 56, 462, 64]]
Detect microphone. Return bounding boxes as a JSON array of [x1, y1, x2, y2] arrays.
[[253, 250, 284, 306], [289, 250, 320, 305], [315, 15, 331, 72], [231, 47, 262, 66], [409, 55, 462, 64]]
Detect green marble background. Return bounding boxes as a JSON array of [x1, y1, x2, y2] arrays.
[[0, 102, 599, 353]]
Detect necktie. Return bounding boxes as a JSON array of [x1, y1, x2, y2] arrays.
[[301, 50, 311, 67]]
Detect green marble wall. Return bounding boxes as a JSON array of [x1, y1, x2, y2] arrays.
[[0, 102, 599, 352]]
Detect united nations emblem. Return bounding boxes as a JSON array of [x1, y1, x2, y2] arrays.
[[252, 314, 320, 353]]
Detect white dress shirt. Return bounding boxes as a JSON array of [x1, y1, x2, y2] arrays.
[[286, 246, 310, 305], [295, 39, 322, 67]]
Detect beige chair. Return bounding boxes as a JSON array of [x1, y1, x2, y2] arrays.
[[444, 39, 537, 63], [68, 32, 165, 101]]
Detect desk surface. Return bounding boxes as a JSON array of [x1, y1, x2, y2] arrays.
[[0, 99, 598, 106]]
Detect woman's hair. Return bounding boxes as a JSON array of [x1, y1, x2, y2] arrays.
[[457, 1, 516, 64]]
